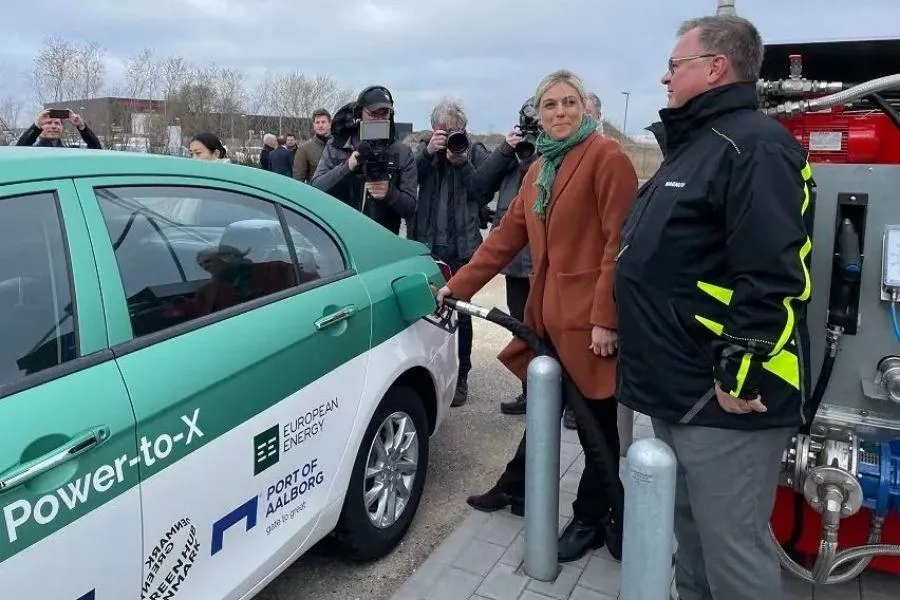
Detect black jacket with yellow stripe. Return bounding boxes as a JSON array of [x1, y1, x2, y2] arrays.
[[614, 82, 814, 430]]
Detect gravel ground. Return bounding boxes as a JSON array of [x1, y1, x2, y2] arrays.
[[256, 274, 525, 600]]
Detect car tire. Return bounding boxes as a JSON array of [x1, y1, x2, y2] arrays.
[[332, 384, 430, 562]]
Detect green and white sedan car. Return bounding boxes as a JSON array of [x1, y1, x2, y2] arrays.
[[0, 147, 459, 600]]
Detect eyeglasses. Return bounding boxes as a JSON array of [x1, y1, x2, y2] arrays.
[[668, 53, 717, 73]]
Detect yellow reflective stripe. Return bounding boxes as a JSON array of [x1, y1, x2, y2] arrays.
[[772, 236, 812, 356], [763, 348, 800, 389], [801, 161, 812, 216], [697, 281, 733, 305], [695, 315, 724, 335], [732, 353, 752, 397]]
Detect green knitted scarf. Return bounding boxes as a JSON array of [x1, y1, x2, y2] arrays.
[[532, 114, 597, 220]]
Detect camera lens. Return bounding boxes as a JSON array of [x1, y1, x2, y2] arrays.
[[446, 131, 469, 154]]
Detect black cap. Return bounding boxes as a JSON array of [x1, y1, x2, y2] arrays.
[[359, 86, 393, 110]]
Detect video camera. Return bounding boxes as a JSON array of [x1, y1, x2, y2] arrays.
[[357, 119, 396, 182], [515, 104, 541, 160]]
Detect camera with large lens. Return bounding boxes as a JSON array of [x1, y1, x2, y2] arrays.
[[357, 119, 396, 182], [515, 105, 541, 160], [446, 130, 470, 155]]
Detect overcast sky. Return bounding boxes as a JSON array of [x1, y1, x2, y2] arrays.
[[1, 0, 897, 135]]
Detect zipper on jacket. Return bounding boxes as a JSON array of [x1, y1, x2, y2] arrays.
[[614, 244, 630, 263]]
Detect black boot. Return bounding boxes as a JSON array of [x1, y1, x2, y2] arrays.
[[466, 485, 524, 517], [558, 517, 605, 562], [451, 374, 468, 407], [601, 510, 623, 561], [500, 392, 526, 415]]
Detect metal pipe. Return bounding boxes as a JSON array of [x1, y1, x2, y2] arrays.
[[523, 354, 563, 582], [620, 438, 677, 600], [763, 74, 900, 118]]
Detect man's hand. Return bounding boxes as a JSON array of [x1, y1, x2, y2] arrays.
[[68, 111, 86, 130], [589, 326, 618, 357], [447, 150, 468, 166], [348, 151, 361, 171], [34, 109, 50, 129], [505, 127, 523, 148], [427, 130, 447, 154], [714, 381, 767, 414], [365, 180, 389, 200]]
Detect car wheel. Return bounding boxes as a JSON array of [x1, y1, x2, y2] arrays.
[[332, 385, 430, 561]]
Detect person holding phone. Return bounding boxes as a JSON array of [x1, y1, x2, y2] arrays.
[[16, 108, 103, 149]]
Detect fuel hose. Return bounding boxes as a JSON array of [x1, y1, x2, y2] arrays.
[[441, 296, 626, 532]]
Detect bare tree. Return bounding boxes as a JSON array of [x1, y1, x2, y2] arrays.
[[256, 71, 354, 137], [31, 36, 76, 103], [71, 41, 106, 99]]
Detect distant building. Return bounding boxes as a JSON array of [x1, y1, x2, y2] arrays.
[[42, 96, 414, 148]]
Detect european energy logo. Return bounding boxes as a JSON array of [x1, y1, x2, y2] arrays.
[[253, 425, 279, 475]]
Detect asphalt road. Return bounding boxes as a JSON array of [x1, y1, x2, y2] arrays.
[[257, 274, 525, 600]]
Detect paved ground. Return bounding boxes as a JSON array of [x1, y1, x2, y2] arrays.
[[258, 275, 528, 600], [388, 420, 898, 600]]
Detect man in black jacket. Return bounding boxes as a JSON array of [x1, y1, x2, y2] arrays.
[[615, 15, 813, 600], [310, 86, 417, 236], [472, 98, 539, 414], [17, 109, 102, 149]]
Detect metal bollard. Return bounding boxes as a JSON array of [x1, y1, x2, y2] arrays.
[[523, 354, 563, 582], [620, 438, 677, 600]]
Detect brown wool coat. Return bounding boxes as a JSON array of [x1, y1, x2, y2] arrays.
[[447, 132, 637, 400]]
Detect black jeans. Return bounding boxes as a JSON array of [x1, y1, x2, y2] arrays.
[[445, 257, 472, 378], [505, 276, 530, 394], [494, 340, 621, 523], [505, 275, 530, 323]]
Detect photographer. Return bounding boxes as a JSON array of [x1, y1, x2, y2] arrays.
[[310, 86, 417, 235], [16, 108, 102, 149], [407, 99, 490, 407], [472, 97, 541, 415]]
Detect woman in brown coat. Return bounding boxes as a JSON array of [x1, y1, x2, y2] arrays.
[[436, 69, 637, 562]]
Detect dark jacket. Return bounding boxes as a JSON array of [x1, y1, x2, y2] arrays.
[[16, 124, 102, 149], [310, 135, 417, 235], [293, 135, 327, 182], [407, 137, 491, 261], [473, 141, 539, 278], [269, 146, 294, 177], [614, 82, 814, 430], [260, 146, 273, 171]]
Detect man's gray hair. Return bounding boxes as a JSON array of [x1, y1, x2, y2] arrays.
[[263, 133, 277, 145], [431, 98, 468, 130], [587, 93, 601, 110], [677, 15, 763, 82]]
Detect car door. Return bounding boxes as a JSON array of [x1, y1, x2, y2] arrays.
[[76, 177, 372, 600], [0, 182, 141, 600]]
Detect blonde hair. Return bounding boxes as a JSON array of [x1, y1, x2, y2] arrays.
[[534, 69, 588, 106]]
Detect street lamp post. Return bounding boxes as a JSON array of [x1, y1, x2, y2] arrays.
[[621, 91, 631, 139]]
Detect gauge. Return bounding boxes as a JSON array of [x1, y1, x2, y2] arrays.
[[883, 226, 900, 289]]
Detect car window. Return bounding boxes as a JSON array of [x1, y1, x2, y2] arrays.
[[95, 186, 300, 338], [0, 191, 77, 386], [281, 207, 346, 280]]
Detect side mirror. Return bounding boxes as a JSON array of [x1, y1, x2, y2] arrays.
[[392, 273, 438, 322]]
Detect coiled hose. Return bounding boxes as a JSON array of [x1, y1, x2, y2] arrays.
[[440, 296, 626, 532]]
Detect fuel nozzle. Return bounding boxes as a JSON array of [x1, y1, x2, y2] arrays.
[[838, 218, 862, 283], [827, 218, 863, 332]]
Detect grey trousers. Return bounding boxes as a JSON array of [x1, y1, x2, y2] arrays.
[[651, 419, 794, 600]]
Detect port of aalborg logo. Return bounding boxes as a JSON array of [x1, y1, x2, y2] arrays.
[[253, 425, 280, 475]]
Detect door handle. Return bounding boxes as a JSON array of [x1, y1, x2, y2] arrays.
[[0, 427, 109, 492], [315, 305, 357, 331]]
